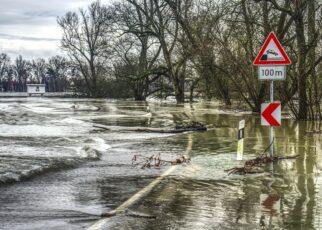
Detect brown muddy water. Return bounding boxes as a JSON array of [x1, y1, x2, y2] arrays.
[[0, 98, 321, 230]]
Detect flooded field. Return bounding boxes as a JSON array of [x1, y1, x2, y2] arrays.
[[0, 98, 321, 230]]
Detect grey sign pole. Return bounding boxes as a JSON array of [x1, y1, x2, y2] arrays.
[[269, 80, 274, 157], [254, 32, 291, 158]]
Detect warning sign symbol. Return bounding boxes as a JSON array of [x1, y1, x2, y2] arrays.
[[253, 32, 291, 66]]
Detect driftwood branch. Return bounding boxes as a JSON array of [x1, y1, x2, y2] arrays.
[[225, 154, 298, 175], [132, 153, 190, 169], [93, 121, 207, 133]]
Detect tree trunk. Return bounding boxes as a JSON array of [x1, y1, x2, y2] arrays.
[[307, 0, 320, 120], [174, 72, 185, 103], [295, 13, 307, 120], [134, 83, 146, 101], [262, 1, 270, 37], [175, 86, 185, 103], [134, 36, 149, 101]]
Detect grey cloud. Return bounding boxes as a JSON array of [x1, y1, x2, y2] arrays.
[[0, 33, 59, 42], [0, 0, 91, 26], [0, 0, 111, 58], [4, 48, 63, 60], [0, 10, 62, 26]]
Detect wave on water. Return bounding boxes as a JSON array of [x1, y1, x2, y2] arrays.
[[77, 137, 111, 159], [0, 137, 111, 185], [0, 156, 83, 184]]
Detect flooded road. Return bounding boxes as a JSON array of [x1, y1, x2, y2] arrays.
[[0, 98, 321, 229]]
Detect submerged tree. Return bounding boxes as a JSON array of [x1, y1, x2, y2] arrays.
[[124, 0, 190, 103], [257, 0, 322, 120], [0, 0, 316, 121], [112, 1, 166, 101], [165, 0, 232, 105]]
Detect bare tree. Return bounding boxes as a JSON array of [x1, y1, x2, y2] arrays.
[[262, 0, 322, 120], [0, 53, 10, 92], [113, 1, 163, 100], [31, 58, 47, 84], [165, 0, 232, 104], [13, 55, 30, 92], [58, 1, 112, 97], [125, 0, 189, 103], [307, 0, 321, 119], [47, 56, 70, 92]]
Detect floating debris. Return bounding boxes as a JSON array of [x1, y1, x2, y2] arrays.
[[132, 153, 191, 169], [125, 209, 156, 219], [92, 122, 207, 133], [175, 121, 207, 131], [225, 154, 298, 175]]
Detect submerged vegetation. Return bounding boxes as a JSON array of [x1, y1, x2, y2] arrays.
[[132, 154, 191, 169], [225, 154, 299, 175], [0, 0, 321, 120]]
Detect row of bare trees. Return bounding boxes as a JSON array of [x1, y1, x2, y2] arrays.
[[0, 54, 70, 92], [57, 0, 322, 120], [38, 0, 320, 120]]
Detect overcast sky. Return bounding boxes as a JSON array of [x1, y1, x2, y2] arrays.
[[0, 0, 111, 60]]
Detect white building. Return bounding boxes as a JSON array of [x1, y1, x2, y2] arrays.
[[26, 84, 46, 96]]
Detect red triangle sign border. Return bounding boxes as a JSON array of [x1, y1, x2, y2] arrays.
[[253, 32, 291, 66]]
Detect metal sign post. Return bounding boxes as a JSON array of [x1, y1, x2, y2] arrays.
[[269, 81, 274, 156], [253, 32, 291, 158]]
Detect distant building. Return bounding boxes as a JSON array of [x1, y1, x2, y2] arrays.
[[26, 84, 46, 96]]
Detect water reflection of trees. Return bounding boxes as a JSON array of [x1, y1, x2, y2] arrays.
[[272, 120, 321, 229], [80, 103, 322, 229], [154, 119, 322, 229]]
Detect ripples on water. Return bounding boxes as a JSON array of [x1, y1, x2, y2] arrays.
[[0, 98, 321, 229]]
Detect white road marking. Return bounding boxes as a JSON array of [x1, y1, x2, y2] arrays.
[[88, 134, 193, 230]]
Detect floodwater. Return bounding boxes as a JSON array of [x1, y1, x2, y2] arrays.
[[0, 98, 321, 230]]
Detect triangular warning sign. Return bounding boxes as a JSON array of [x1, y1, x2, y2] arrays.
[[253, 32, 291, 66]]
